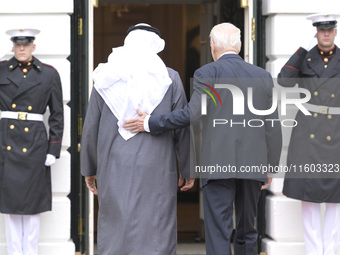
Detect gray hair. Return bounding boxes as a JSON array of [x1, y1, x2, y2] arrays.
[[210, 23, 241, 52]]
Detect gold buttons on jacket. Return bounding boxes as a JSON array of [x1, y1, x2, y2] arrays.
[[9, 65, 13, 69], [24, 127, 29, 132], [7, 146, 11, 151], [324, 58, 329, 63], [10, 125, 15, 129], [314, 91, 318, 96], [307, 58, 311, 62], [12, 104, 16, 109], [331, 94, 335, 98], [313, 113, 318, 118], [28, 106, 32, 111], [326, 136, 332, 141], [22, 148, 27, 153], [328, 115, 332, 119], [324, 65, 328, 68], [310, 134, 315, 139], [23, 68, 28, 73]]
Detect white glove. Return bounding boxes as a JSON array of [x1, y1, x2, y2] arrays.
[[45, 154, 56, 166], [301, 36, 317, 51]]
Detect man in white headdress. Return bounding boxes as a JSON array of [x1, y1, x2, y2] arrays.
[[80, 23, 195, 255]]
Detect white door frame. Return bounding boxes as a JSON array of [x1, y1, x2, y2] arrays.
[[87, 1, 95, 255], [243, 0, 254, 64]]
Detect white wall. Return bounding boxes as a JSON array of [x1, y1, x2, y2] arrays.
[[262, 1, 340, 254], [0, 1, 75, 254]]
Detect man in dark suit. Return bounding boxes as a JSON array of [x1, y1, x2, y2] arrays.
[[124, 23, 282, 255]]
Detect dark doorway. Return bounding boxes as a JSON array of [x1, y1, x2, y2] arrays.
[[71, 1, 268, 253]]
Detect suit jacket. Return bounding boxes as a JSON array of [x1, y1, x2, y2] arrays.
[[149, 54, 282, 186]]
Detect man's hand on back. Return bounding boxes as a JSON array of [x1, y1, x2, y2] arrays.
[[123, 109, 147, 133]]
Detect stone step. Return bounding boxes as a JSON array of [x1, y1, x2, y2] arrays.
[[92, 243, 207, 255], [176, 243, 206, 255]]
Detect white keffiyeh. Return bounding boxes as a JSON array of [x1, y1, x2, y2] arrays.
[[93, 24, 172, 140]]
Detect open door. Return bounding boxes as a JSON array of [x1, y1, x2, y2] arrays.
[[70, 0, 94, 254]]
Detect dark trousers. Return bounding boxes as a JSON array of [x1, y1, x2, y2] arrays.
[[203, 179, 262, 255]]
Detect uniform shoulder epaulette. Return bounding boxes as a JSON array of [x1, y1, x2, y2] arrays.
[[42, 62, 57, 71]]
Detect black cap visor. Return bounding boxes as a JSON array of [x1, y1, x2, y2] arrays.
[[313, 21, 337, 29], [11, 36, 35, 43]]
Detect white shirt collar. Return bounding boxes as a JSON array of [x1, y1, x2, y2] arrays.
[[220, 51, 237, 57]]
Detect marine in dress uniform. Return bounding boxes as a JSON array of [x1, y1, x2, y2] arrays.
[[0, 29, 63, 255], [278, 13, 340, 255]]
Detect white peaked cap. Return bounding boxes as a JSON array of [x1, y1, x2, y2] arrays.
[[6, 28, 40, 42], [307, 13, 340, 28]]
